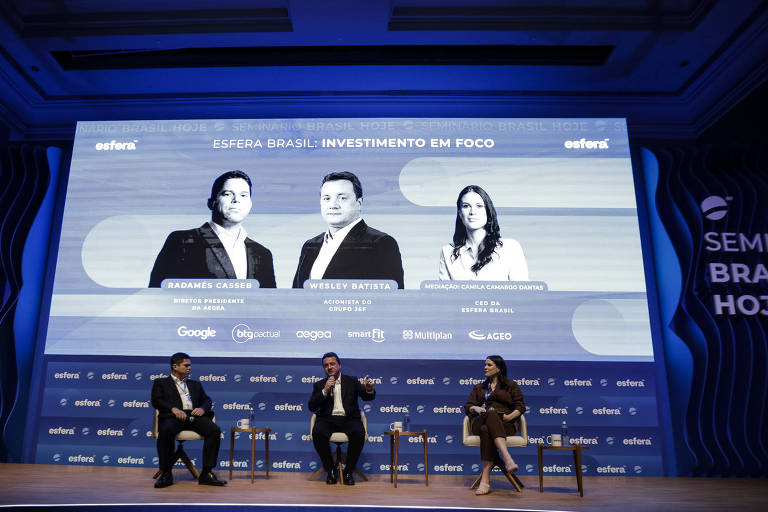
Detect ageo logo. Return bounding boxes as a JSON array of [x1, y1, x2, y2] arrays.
[[59, 398, 68, 407], [177, 325, 216, 340], [416, 405, 425, 414], [701, 195, 731, 221], [468, 330, 512, 341], [390, 376, 398, 384], [563, 138, 610, 149], [95, 139, 138, 151]]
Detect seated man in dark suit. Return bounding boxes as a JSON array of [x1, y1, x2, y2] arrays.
[[308, 352, 376, 485], [151, 352, 227, 488], [292, 171, 404, 289], [149, 170, 276, 288]]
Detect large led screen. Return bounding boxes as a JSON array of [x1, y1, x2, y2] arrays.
[[45, 118, 653, 361]]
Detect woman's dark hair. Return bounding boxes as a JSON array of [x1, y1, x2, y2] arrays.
[[483, 354, 508, 389], [451, 185, 502, 273]]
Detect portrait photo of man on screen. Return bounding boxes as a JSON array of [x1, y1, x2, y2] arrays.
[[292, 171, 404, 289], [148, 170, 276, 288]]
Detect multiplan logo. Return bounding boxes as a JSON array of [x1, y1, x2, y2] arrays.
[[563, 138, 610, 149], [94, 139, 138, 151]]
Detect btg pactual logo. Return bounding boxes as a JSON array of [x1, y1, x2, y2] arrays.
[[701, 195, 731, 221]]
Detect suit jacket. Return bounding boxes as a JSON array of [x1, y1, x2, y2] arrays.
[[149, 223, 276, 288], [308, 374, 376, 419], [151, 376, 214, 420], [292, 220, 404, 289]]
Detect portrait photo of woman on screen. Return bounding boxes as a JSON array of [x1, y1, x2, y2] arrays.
[[438, 185, 529, 281]]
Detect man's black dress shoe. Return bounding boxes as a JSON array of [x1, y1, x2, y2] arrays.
[[154, 472, 173, 488], [342, 472, 355, 486], [198, 471, 227, 486], [326, 467, 338, 485]]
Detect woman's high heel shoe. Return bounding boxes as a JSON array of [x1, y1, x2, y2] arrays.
[[505, 460, 519, 474]]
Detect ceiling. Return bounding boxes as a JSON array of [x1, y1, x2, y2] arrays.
[[0, 0, 767, 140]]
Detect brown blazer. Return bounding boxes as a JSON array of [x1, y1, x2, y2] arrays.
[[464, 379, 526, 435]]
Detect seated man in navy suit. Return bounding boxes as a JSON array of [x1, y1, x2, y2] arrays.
[[292, 171, 404, 289], [308, 352, 376, 485], [151, 352, 226, 488], [149, 170, 276, 288]]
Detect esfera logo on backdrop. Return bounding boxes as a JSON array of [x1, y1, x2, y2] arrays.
[[563, 138, 610, 149], [94, 139, 138, 151]]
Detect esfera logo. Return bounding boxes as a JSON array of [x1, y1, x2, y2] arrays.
[[199, 373, 227, 382], [48, 427, 76, 435], [97, 428, 124, 437], [433, 463, 463, 472], [54, 371, 80, 380], [94, 139, 138, 151], [701, 195, 730, 221], [563, 138, 610, 149]]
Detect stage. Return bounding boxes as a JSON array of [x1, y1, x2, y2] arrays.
[[1, 464, 765, 512]]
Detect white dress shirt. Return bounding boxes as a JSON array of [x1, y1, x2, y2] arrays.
[[310, 217, 363, 279], [172, 375, 194, 410], [209, 221, 248, 279], [322, 375, 347, 416], [438, 238, 529, 281]]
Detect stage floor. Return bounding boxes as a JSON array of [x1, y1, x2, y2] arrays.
[[1, 463, 766, 512]]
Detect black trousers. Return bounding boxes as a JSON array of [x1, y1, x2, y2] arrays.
[[470, 412, 516, 462], [312, 415, 366, 474], [157, 412, 221, 473]]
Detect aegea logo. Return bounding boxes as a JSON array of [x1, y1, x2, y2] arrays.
[[94, 140, 137, 151], [563, 138, 610, 149], [177, 326, 216, 340], [296, 330, 331, 341]]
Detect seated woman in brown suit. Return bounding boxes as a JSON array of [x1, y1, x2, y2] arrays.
[[464, 355, 525, 495]]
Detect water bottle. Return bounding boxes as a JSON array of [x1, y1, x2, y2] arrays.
[[404, 409, 411, 432], [561, 420, 569, 445]]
